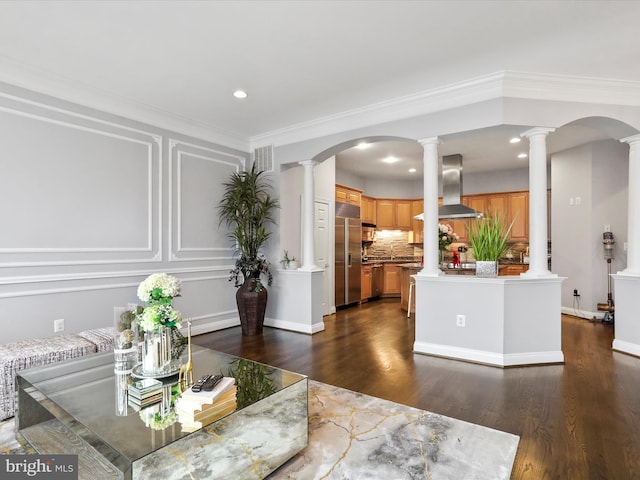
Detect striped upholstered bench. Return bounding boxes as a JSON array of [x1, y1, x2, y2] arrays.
[[0, 328, 117, 421]]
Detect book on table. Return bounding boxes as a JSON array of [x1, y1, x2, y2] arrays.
[[176, 376, 237, 431], [175, 387, 237, 417], [179, 376, 236, 405], [128, 378, 163, 409], [178, 399, 238, 432]]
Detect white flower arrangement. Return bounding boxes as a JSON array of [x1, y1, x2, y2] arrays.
[[140, 408, 177, 430], [138, 304, 182, 332], [136, 273, 182, 332], [137, 273, 182, 303]]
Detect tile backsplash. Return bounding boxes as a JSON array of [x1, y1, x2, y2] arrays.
[[365, 231, 421, 259], [364, 230, 530, 262]]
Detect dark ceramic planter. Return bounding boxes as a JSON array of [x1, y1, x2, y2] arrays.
[[236, 277, 268, 336]]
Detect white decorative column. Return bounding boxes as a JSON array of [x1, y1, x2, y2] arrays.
[[612, 134, 640, 356], [521, 127, 556, 278], [418, 137, 441, 276], [620, 134, 640, 275], [299, 160, 319, 271]]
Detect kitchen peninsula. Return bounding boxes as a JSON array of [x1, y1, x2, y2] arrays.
[[399, 261, 530, 312]]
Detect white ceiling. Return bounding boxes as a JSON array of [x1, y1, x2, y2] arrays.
[[335, 124, 611, 179], [0, 1, 638, 178]]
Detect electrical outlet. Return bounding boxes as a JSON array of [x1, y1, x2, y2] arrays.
[[604, 224, 611, 232], [456, 314, 466, 327], [54, 318, 65, 333]]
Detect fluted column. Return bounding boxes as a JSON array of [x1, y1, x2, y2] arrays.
[[620, 134, 640, 275], [521, 127, 556, 278], [299, 160, 318, 271], [418, 137, 442, 276]]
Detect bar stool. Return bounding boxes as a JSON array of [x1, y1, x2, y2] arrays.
[[407, 277, 416, 318]]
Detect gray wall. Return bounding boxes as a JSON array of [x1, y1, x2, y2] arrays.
[[336, 165, 531, 199], [551, 139, 628, 317], [1, 82, 247, 343]]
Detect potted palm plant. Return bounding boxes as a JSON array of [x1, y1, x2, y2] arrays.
[[218, 164, 279, 335], [467, 212, 515, 277]]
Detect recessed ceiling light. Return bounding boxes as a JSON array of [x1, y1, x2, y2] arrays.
[[409, 168, 416, 173], [382, 156, 399, 164], [510, 137, 521, 144], [518, 153, 528, 159], [233, 90, 248, 99], [356, 142, 371, 150]]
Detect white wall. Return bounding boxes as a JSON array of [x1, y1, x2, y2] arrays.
[[551, 140, 628, 318], [1, 83, 247, 343], [278, 165, 304, 262]]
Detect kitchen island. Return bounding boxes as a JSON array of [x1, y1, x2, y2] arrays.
[[399, 263, 475, 312], [412, 273, 565, 367]]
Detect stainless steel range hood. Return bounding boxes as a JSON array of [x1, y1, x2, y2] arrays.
[[414, 153, 483, 220]]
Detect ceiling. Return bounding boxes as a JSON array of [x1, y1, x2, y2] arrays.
[[0, 1, 638, 177], [335, 124, 611, 180]]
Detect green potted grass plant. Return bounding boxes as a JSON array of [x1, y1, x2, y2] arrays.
[[218, 164, 279, 335], [467, 212, 515, 277]]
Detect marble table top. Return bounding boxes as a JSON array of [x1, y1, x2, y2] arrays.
[[2, 380, 519, 480], [272, 381, 519, 480]]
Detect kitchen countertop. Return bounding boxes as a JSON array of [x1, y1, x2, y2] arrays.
[[362, 257, 420, 265], [398, 262, 477, 275]]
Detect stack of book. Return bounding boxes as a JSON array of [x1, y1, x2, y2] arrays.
[[128, 378, 163, 410], [175, 377, 237, 432]]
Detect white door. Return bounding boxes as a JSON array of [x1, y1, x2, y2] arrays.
[[314, 200, 332, 316]]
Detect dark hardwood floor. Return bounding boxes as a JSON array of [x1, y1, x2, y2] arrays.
[[193, 298, 640, 480]]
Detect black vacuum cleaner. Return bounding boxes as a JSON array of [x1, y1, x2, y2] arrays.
[[597, 231, 615, 324]]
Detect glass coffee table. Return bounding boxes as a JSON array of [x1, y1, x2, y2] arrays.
[[16, 346, 308, 480]]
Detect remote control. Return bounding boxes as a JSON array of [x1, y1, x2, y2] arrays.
[[191, 374, 212, 393], [202, 374, 224, 391]]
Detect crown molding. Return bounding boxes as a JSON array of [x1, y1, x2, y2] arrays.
[[252, 70, 640, 149], [0, 58, 250, 152], [502, 71, 640, 106], [250, 71, 506, 149], [5, 56, 640, 154]]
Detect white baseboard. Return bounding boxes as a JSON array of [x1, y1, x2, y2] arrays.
[[561, 306, 605, 321], [187, 316, 325, 336], [413, 341, 564, 367], [264, 317, 325, 334], [190, 318, 240, 336], [612, 339, 640, 358]]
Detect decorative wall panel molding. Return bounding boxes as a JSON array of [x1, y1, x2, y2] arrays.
[[168, 139, 246, 262], [0, 93, 162, 267], [0, 84, 248, 344], [0, 267, 231, 299]]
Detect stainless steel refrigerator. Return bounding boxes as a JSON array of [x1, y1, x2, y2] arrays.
[[335, 202, 362, 308]]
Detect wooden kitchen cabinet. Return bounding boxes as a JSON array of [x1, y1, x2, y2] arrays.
[[376, 199, 413, 230], [507, 191, 528, 241], [361, 195, 376, 225], [335, 184, 362, 206], [376, 200, 395, 229], [396, 200, 413, 229], [382, 264, 401, 296], [458, 191, 529, 242], [361, 265, 372, 300], [400, 265, 420, 311], [499, 264, 528, 276], [411, 200, 424, 243], [446, 196, 470, 243]]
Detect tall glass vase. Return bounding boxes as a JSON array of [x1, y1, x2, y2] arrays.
[[141, 328, 172, 376]]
